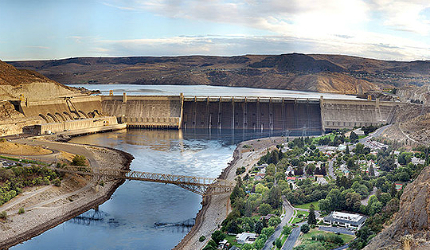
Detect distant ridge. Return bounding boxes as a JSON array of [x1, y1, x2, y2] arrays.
[[9, 53, 430, 94]]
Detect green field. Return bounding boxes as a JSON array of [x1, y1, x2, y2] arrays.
[[312, 133, 336, 144], [225, 235, 241, 247], [302, 229, 355, 243], [298, 229, 355, 249], [294, 201, 320, 210]]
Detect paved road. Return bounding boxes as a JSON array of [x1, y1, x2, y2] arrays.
[[333, 244, 350, 250], [13, 138, 100, 169], [328, 158, 336, 180], [318, 226, 356, 236], [281, 224, 302, 250], [361, 186, 377, 205], [262, 198, 294, 250]]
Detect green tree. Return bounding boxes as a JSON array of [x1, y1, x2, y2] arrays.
[[282, 225, 292, 236], [345, 145, 350, 155], [268, 216, 281, 227], [259, 203, 272, 216], [266, 186, 282, 209], [275, 238, 282, 248], [307, 204, 317, 225], [211, 230, 225, 244], [350, 131, 358, 142], [301, 224, 310, 233]]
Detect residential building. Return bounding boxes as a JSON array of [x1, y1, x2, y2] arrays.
[[236, 232, 258, 244], [323, 211, 366, 230]]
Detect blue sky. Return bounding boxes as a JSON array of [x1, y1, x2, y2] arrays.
[[1, 0, 430, 61]]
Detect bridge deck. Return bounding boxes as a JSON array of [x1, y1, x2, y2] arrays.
[[53, 167, 235, 196]]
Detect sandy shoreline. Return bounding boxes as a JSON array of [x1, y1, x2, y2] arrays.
[[0, 142, 134, 249], [174, 136, 288, 250]]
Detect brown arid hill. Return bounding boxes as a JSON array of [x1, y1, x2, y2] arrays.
[[11, 53, 421, 95], [364, 164, 430, 250], [9, 53, 430, 94], [0, 59, 85, 101]]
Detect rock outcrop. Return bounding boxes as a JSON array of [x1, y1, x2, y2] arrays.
[[365, 165, 430, 250]]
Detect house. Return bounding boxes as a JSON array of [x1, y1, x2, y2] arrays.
[[260, 214, 276, 221], [323, 211, 366, 230], [285, 166, 295, 176], [314, 175, 328, 185], [236, 232, 258, 244], [395, 183, 403, 191], [254, 173, 265, 181], [411, 157, 425, 165], [286, 177, 296, 183]]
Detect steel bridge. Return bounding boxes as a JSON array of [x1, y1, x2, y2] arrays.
[[52, 167, 235, 196]]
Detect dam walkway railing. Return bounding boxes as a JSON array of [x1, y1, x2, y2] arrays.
[[51, 166, 235, 196]]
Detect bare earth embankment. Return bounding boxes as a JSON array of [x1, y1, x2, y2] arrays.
[[175, 136, 288, 250], [0, 140, 133, 249]]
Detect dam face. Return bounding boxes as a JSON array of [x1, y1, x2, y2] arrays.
[[100, 94, 401, 132], [181, 97, 322, 133]]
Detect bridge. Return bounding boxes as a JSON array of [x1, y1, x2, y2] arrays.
[[52, 166, 236, 196]]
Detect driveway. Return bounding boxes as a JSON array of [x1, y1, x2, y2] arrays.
[[318, 226, 356, 236]]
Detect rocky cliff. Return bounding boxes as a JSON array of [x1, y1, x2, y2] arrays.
[[365, 165, 430, 249]]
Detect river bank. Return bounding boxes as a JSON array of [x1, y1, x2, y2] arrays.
[[175, 136, 288, 250], [0, 140, 133, 249]]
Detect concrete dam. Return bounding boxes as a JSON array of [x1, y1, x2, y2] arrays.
[[100, 94, 400, 132]]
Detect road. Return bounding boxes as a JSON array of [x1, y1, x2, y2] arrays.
[[328, 158, 336, 180], [281, 226, 301, 250], [318, 226, 356, 236], [262, 198, 294, 250], [361, 186, 377, 206]]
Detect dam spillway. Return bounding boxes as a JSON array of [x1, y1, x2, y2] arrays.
[[100, 94, 401, 132]]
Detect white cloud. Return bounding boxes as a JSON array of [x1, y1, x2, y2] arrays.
[[369, 0, 430, 35], [96, 34, 430, 61]]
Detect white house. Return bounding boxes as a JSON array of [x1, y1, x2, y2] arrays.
[[323, 211, 366, 230], [236, 233, 258, 244]]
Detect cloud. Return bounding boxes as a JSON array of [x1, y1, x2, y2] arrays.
[[25, 46, 50, 50], [96, 34, 430, 61], [369, 0, 430, 35]]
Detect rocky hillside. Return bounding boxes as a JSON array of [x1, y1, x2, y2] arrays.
[[0, 60, 84, 101], [365, 164, 430, 249]]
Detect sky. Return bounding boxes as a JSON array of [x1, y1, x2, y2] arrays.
[[1, 0, 430, 61]]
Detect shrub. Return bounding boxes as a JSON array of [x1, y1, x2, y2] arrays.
[[300, 224, 310, 234], [0, 211, 7, 219], [18, 207, 25, 214], [71, 155, 87, 166], [199, 235, 206, 242], [52, 178, 61, 187]]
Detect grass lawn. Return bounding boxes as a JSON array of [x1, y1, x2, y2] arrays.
[[302, 229, 355, 243], [296, 210, 309, 217], [294, 201, 320, 210], [225, 235, 241, 247], [312, 133, 335, 144], [298, 229, 355, 249]]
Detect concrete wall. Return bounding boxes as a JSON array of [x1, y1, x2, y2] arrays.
[[35, 116, 118, 134], [20, 96, 103, 123], [321, 98, 400, 130], [101, 95, 182, 128]]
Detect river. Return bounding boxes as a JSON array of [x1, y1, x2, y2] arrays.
[[12, 84, 328, 250]]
